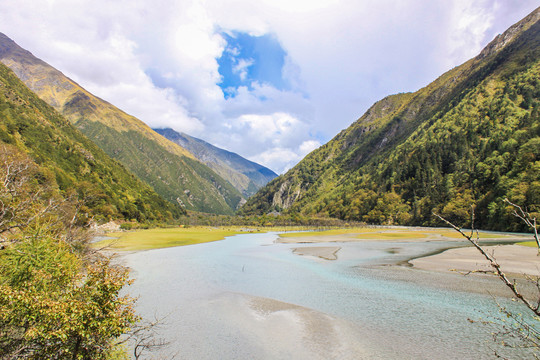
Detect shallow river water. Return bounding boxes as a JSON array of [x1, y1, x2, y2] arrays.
[[122, 232, 533, 359]]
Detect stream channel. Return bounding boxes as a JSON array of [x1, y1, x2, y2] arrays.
[[122, 231, 534, 359]]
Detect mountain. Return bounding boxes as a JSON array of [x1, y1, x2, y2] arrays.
[[154, 128, 277, 198], [241, 7, 540, 232], [0, 62, 184, 222], [0, 33, 243, 215]]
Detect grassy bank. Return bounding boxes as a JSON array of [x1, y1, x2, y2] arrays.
[[520, 241, 539, 248], [94, 227, 260, 251], [278, 227, 530, 241], [95, 226, 533, 251]]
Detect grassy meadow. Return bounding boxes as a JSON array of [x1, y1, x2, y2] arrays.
[[94, 226, 261, 251], [94, 225, 534, 251], [278, 227, 531, 241]]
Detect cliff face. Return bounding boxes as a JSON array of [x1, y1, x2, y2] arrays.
[[477, 7, 540, 60], [241, 7, 540, 231]]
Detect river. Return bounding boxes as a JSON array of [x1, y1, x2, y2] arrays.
[[121, 232, 534, 359]]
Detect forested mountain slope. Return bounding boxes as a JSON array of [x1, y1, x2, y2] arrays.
[[0, 33, 243, 214], [0, 62, 184, 222], [154, 128, 277, 198], [241, 7, 540, 231]]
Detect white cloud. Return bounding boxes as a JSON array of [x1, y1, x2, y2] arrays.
[[249, 139, 322, 173], [232, 58, 254, 81], [251, 147, 301, 174], [299, 140, 321, 156], [444, 0, 496, 67], [0, 0, 538, 174], [213, 112, 314, 173], [236, 112, 302, 144]]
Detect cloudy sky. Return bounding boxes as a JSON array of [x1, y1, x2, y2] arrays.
[[0, 0, 538, 173]]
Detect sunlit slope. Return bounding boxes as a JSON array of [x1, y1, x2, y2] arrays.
[[0, 62, 184, 222], [241, 7, 540, 231], [0, 33, 243, 214]]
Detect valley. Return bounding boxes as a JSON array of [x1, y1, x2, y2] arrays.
[[0, 4, 538, 360]]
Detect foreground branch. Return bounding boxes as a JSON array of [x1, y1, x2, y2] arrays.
[[433, 211, 540, 317], [504, 198, 540, 254]]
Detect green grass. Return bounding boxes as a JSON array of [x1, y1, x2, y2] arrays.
[[95, 227, 259, 251], [519, 241, 539, 248], [97, 225, 339, 251], [278, 227, 381, 238], [95, 226, 532, 251], [279, 227, 529, 241]]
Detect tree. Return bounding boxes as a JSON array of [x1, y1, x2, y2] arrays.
[[0, 145, 57, 246], [0, 145, 139, 359]]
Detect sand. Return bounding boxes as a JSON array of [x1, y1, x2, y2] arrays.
[[284, 229, 540, 300], [281, 228, 538, 276], [292, 246, 341, 260], [410, 244, 540, 277], [184, 292, 371, 360], [278, 233, 374, 243]]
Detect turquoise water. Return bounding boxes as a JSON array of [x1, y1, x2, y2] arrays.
[[123, 232, 535, 359]]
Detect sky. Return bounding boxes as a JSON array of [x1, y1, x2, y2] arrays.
[[0, 0, 538, 174]]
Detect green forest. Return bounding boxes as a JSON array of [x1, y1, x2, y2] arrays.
[[316, 64, 540, 230], [0, 63, 185, 223]]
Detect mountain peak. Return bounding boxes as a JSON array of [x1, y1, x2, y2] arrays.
[[154, 128, 278, 198], [477, 6, 540, 60], [241, 8, 540, 231], [0, 33, 245, 215]]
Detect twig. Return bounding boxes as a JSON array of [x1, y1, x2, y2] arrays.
[[433, 211, 540, 316]]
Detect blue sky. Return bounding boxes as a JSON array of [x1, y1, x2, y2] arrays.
[[218, 32, 288, 98], [0, 0, 538, 173]]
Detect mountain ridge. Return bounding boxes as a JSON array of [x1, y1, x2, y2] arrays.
[[241, 6, 540, 231], [0, 33, 244, 214], [0, 61, 184, 222], [154, 128, 277, 198]]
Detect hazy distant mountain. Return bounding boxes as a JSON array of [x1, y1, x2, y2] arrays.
[[154, 128, 277, 198], [241, 7, 540, 232], [0, 61, 184, 222], [0, 33, 243, 214]]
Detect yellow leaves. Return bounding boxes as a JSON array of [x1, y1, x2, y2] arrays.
[[0, 238, 138, 358]]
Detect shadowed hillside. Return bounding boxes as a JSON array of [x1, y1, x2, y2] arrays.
[[0, 33, 243, 214], [0, 62, 184, 222]]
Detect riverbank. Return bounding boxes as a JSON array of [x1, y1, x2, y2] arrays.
[[277, 226, 528, 243], [410, 244, 540, 277], [279, 226, 536, 275], [93, 226, 257, 250], [282, 227, 539, 300]]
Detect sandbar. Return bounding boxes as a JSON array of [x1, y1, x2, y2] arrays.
[[410, 244, 540, 277], [192, 292, 371, 360], [292, 246, 341, 260]]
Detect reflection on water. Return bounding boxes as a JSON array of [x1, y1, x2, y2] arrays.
[[123, 232, 534, 359]]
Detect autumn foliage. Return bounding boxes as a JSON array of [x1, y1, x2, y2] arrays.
[[0, 145, 138, 359]]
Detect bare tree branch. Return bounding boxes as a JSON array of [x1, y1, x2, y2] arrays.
[[114, 313, 173, 360], [504, 198, 540, 254], [433, 211, 540, 317]]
